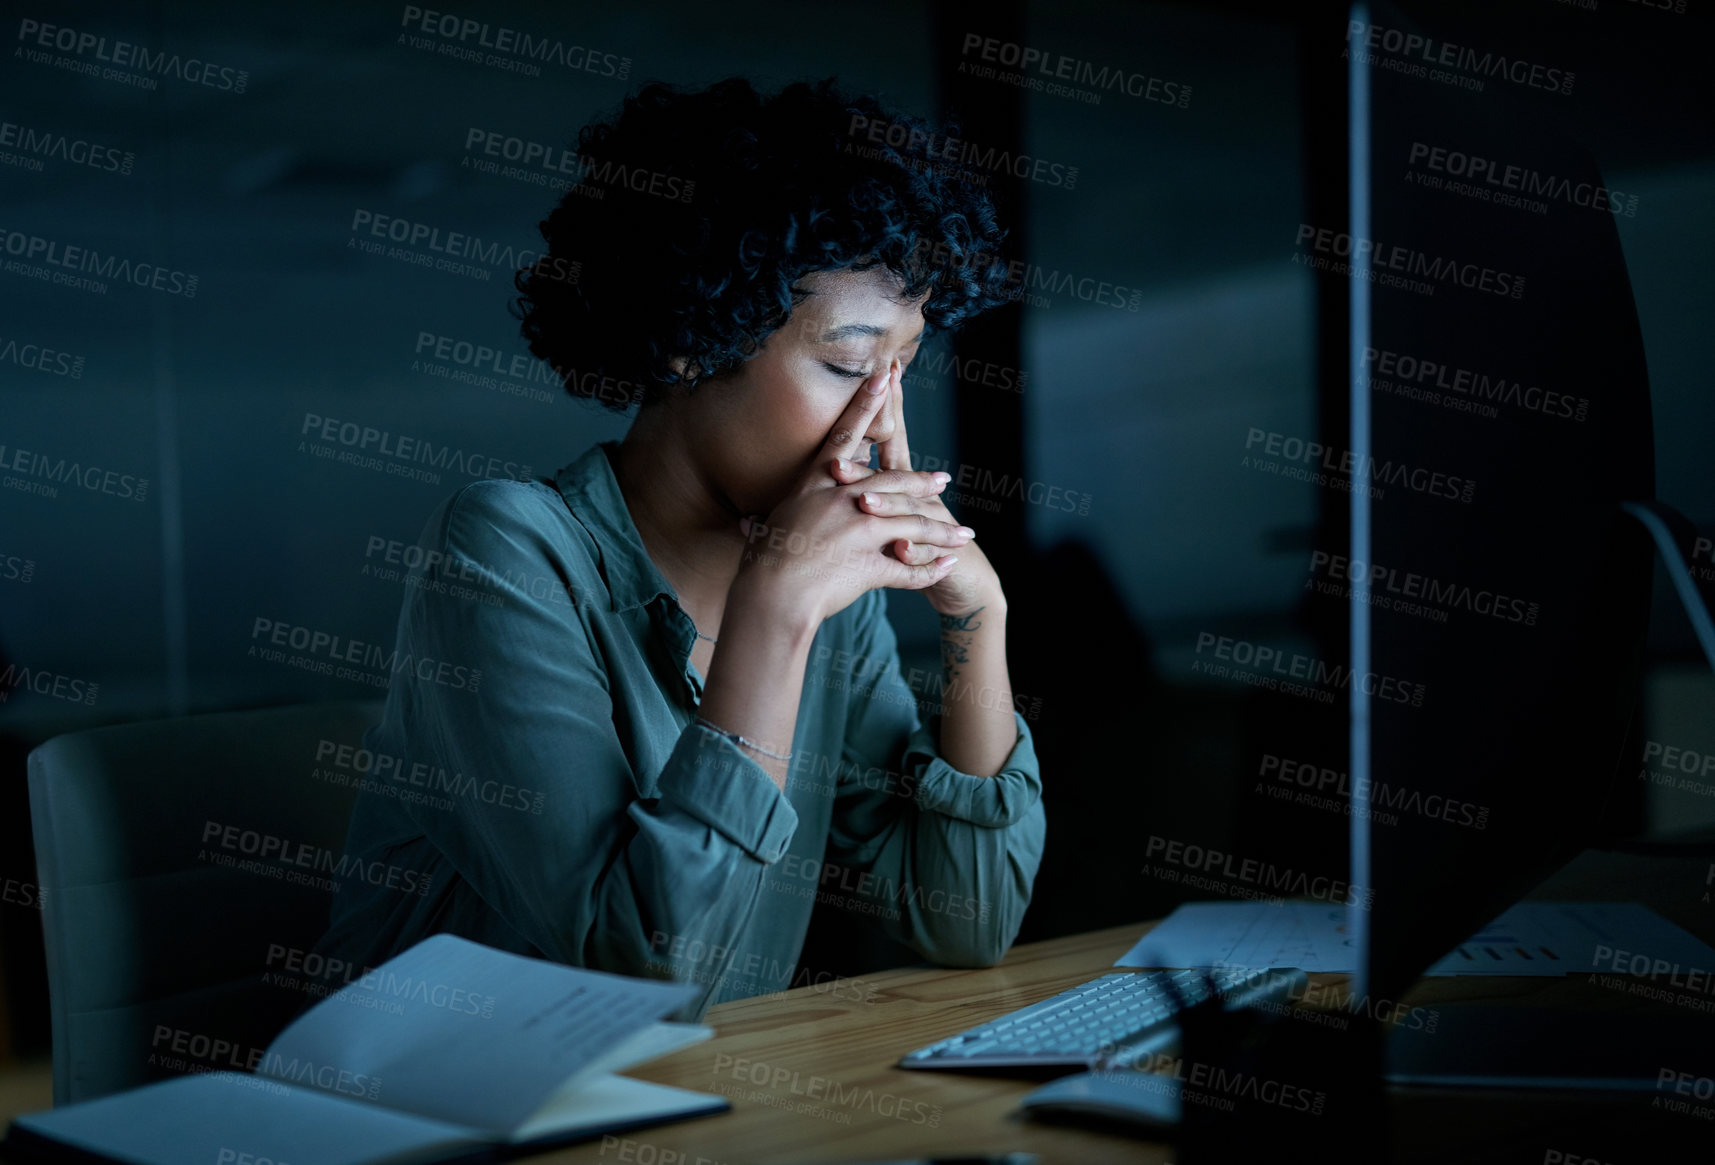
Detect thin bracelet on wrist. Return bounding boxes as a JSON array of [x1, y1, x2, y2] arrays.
[[694, 715, 792, 762]]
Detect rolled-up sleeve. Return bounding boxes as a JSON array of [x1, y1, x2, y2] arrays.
[[823, 589, 1046, 968], [390, 480, 797, 1015]]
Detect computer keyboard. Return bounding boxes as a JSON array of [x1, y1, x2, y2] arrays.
[[898, 966, 1308, 1070]]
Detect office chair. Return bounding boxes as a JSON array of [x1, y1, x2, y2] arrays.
[[26, 700, 381, 1105]]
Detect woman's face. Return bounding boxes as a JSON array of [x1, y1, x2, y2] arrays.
[[678, 265, 926, 520]]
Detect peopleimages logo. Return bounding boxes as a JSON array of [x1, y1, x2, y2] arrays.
[[1143, 835, 1374, 909], [646, 930, 883, 1004], [0, 334, 85, 378], [463, 127, 694, 202], [150, 1025, 269, 1073], [1360, 345, 1589, 424], [0, 662, 98, 706], [249, 617, 482, 693], [1295, 224, 1524, 300], [256, 1051, 381, 1099], [1259, 753, 1489, 830], [398, 6, 631, 80], [1654, 1069, 1715, 1122], [711, 1054, 943, 1127], [1642, 741, 1715, 781], [298, 412, 532, 487], [903, 347, 1029, 395], [1123, 1052, 1328, 1115], [0, 553, 36, 584], [909, 238, 1143, 312], [348, 209, 578, 284], [1192, 631, 1428, 708], [200, 819, 434, 899], [313, 737, 544, 814], [959, 32, 1191, 108], [1344, 19, 1574, 97], [0, 440, 149, 502], [1244, 427, 1476, 504], [0, 118, 134, 175], [1308, 550, 1540, 627], [15, 18, 250, 93], [771, 855, 989, 923], [0, 227, 197, 297], [412, 330, 642, 409], [599, 1136, 729, 1165], [1407, 141, 1638, 218], [846, 114, 1078, 191]]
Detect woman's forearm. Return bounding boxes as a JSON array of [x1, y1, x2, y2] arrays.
[[696, 571, 820, 790], [934, 597, 1014, 776]]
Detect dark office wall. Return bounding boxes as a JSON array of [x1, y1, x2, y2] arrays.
[[2, 1, 938, 729], [8, 2, 1710, 746], [3, 0, 1712, 1050]]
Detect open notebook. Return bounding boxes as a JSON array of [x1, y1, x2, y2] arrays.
[[5, 935, 728, 1165]]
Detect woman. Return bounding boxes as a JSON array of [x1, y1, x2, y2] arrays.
[[312, 77, 1046, 1018]]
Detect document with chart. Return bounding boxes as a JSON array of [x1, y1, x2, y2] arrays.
[[1116, 901, 1715, 978]]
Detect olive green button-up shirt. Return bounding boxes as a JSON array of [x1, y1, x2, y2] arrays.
[[312, 440, 1047, 1017]]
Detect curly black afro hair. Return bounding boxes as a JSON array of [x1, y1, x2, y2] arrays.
[[510, 76, 1014, 414]]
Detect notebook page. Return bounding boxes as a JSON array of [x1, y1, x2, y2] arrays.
[[260, 934, 697, 1135], [8, 1072, 490, 1165]]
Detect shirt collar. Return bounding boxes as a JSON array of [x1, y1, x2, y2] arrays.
[[553, 441, 678, 614]]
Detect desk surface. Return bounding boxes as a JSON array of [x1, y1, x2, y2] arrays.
[[2, 870, 1705, 1164], [0, 924, 1170, 1165], [547, 900, 1701, 1165], [558, 920, 1168, 1165]]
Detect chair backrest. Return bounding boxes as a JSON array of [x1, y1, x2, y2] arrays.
[[26, 700, 381, 1105]]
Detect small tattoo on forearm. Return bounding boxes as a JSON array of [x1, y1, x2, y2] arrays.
[[939, 608, 985, 635], [939, 606, 984, 678]]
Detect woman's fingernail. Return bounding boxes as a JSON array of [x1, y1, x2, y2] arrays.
[[862, 491, 879, 507], [942, 556, 959, 567], [955, 526, 975, 539], [867, 369, 888, 394], [932, 472, 951, 484], [835, 457, 850, 472]]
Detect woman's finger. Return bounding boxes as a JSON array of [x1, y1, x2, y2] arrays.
[[887, 553, 958, 590], [836, 468, 949, 497], [859, 488, 973, 531], [891, 539, 967, 566], [818, 364, 893, 470], [877, 359, 914, 473], [869, 509, 972, 547]]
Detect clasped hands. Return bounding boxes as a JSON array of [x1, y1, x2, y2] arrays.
[[738, 359, 1001, 623]]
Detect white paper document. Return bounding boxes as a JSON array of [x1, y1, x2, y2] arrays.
[[1114, 901, 1715, 978], [1425, 901, 1715, 977], [1115, 900, 1360, 973]]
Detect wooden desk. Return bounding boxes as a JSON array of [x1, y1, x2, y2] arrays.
[[547, 921, 1174, 1164], [546, 904, 1706, 1165], [0, 1064, 48, 1152], [3, 871, 1707, 1164], [0, 924, 1166, 1165]]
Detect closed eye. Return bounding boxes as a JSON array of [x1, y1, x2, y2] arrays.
[[823, 362, 870, 379]]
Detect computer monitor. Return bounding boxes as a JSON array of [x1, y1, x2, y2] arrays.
[[1344, 0, 1657, 1005], [1168, 7, 1663, 1158]]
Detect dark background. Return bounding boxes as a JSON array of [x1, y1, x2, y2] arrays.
[[3, 0, 1712, 1061]]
